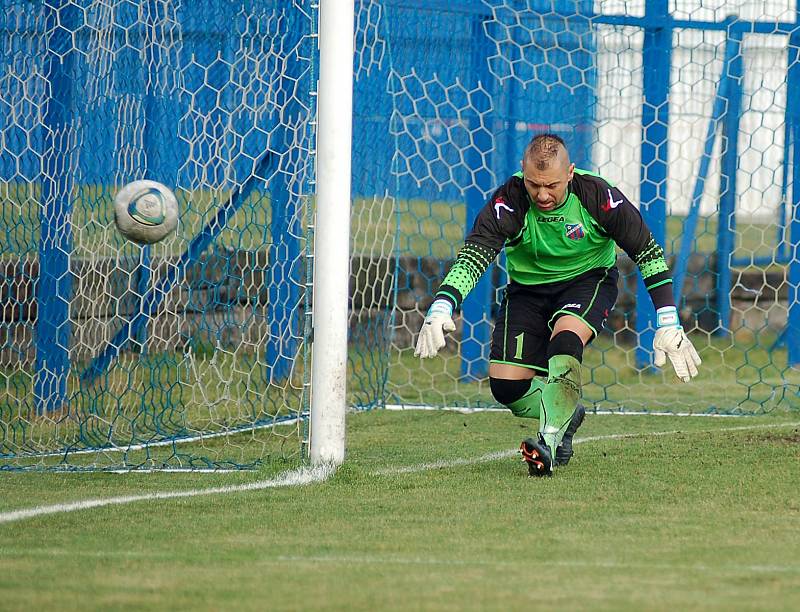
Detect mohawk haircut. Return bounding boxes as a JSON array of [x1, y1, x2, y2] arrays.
[[524, 133, 567, 170]]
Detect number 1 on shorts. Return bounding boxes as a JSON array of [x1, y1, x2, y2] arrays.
[[514, 332, 524, 360]]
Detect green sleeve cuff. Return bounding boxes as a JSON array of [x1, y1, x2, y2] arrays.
[[434, 242, 496, 310]]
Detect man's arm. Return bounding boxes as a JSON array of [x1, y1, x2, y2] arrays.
[[415, 182, 524, 358], [581, 180, 701, 381], [414, 241, 498, 358], [585, 183, 673, 310], [433, 242, 498, 311]]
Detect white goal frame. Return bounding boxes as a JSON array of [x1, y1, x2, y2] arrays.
[[309, 0, 355, 466]]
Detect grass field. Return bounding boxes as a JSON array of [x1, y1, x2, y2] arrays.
[[1, 409, 799, 611]]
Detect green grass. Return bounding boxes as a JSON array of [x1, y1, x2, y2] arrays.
[[1, 410, 799, 610]]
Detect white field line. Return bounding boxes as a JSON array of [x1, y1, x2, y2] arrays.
[[1, 421, 797, 525], [270, 554, 800, 575], [385, 404, 747, 417], [16, 406, 755, 461], [2, 548, 796, 575], [101, 468, 255, 474], [370, 421, 800, 476], [0, 464, 334, 525], [2, 549, 797, 575]]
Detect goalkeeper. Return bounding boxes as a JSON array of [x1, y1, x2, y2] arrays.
[[415, 133, 701, 477]]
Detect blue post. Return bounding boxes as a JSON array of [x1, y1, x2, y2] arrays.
[[460, 16, 495, 382], [787, 13, 800, 367], [266, 167, 299, 381], [497, 73, 517, 315], [36, 1, 76, 413], [134, 0, 162, 353], [505, 77, 519, 182], [672, 37, 734, 301], [636, 0, 671, 369], [716, 26, 744, 337], [776, 127, 791, 264], [134, 246, 152, 352], [266, 7, 303, 381]]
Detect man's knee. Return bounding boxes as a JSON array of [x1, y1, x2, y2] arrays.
[[489, 377, 533, 406], [547, 329, 584, 362]]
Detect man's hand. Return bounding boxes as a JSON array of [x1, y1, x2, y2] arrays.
[[414, 299, 456, 359], [653, 306, 701, 382]]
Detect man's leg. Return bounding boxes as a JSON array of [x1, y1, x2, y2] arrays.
[[488, 363, 543, 418], [488, 283, 549, 419], [533, 267, 618, 473], [554, 403, 585, 467], [537, 316, 591, 469]]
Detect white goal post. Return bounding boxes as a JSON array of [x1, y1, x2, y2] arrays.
[[309, 0, 356, 466]]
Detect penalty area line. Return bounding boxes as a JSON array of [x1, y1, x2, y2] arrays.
[[370, 421, 800, 476], [0, 464, 334, 525]]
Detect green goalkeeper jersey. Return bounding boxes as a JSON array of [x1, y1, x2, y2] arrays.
[[435, 168, 673, 311]]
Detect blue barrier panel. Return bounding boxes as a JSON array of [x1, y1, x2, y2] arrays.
[[460, 15, 495, 382], [35, 1, 76, 414], [133, 0, 163, 354], [788, 15, 800, 367], [266, 9, 306, 382], [636, 0, 671, 369], [716, 27, 744, 337]]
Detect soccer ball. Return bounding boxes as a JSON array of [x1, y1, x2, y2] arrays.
[[113, 179, 179, 245]]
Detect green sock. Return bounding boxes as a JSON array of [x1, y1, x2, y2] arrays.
[[506, 378, 545, 419], [539, 355, 582, 454]]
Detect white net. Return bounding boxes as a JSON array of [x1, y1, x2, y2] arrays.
[[348, 0, 800, 415], [0, 0, 317, 470]]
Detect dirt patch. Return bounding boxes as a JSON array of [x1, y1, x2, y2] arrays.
[[759, 429, 800, 445], [739, 428, 800, 445]]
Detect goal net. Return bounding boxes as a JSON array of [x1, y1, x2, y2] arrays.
[[349, 0, 800, 415], [0, 1, 316, 470], [1, 1, 798, 471]]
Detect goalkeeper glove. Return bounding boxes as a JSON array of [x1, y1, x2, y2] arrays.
[[414, 299, 456, 359], [653, 306, 702, 383]]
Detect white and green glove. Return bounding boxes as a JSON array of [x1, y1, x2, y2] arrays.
[[653, 306, 702, 382], [414, 299, 456, 359]]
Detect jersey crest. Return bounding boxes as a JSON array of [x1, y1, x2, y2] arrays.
[[565, 223, 585, 241]]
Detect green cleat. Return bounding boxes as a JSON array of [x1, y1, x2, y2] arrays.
[[554, 404, 585, 467], [520, 434, 553, 477]]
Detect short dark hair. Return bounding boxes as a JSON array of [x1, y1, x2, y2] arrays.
[[523, 133, 567, 169]]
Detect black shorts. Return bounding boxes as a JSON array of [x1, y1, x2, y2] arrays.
[[489, 266, 619, 373]]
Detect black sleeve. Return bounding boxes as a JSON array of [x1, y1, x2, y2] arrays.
[[433, 178, 528, 310], [578, 176, 674, 310], [464, 179, 528, 251]]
